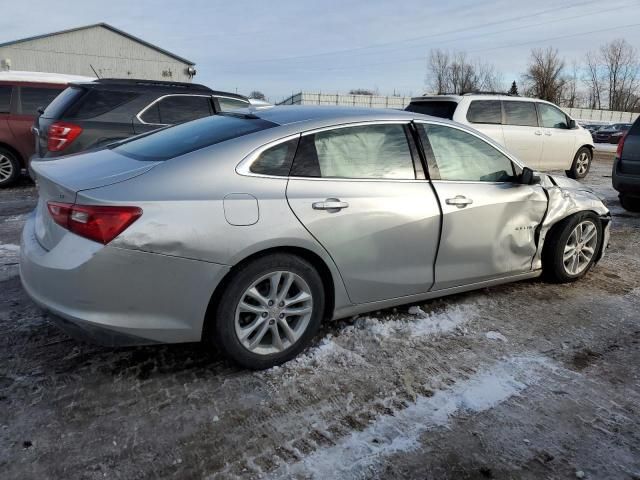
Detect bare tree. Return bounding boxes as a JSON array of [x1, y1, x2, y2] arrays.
[[600, 39, 640, 111], [426, 49, 503, 94], [584, 51, 604, 109], [348, 88, 375, 95], [522, 47, 566, 103], [249, 90, 266, 100], [563, 61, 580, 108]]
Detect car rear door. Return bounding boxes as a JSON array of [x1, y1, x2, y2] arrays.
[[537, 103, 576, 170], [286, 122, 441, 304], [415, 121, 548, 290], [501, 100, 544, 169]]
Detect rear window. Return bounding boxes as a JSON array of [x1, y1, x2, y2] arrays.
[[405, 101, 457, 119], [42, 86, 84, 118], [466, 100, 502, 124], [19, 87, 64, 115], [0, 85, 11, 113], [64, 89, 139, 119], [628, 118, 640, 136], [114, 113, 278, 161]]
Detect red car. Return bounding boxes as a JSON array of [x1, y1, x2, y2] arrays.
[[0, 71, 94, 187]]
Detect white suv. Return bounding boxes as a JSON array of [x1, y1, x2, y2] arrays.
[[406, 94, 594, 178]]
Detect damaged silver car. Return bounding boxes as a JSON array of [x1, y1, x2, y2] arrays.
[[20, 107, 611, 369]]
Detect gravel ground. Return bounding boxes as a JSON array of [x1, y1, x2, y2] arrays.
[[1, 152, 639, 480]]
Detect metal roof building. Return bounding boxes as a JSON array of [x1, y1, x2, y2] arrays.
[[0, 23, 196, 82]]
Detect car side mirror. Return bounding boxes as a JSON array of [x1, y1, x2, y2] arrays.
[[37, 106, 45, 115], [568, 119, 576, 129], [520, 167, 540, 185]]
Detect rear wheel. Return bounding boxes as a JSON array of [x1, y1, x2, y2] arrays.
[[0, 148, 20, 188], [620, 194, 640, 212], [211, 254, 325, 369], [543, 212, 602, 283], [566, 147, 592, 179]]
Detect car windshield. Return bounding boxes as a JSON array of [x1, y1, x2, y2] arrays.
[[113, 113, 278, 161]]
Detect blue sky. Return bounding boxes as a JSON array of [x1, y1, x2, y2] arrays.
[[2, 0, 640, 101]]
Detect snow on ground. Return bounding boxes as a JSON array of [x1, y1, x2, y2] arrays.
[[594, 143, 617, 153], [485, 330, 508, 342], [273, 355, 557, 480], [0, 244, 20, 282]]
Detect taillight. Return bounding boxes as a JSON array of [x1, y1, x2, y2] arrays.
[[616, 133, 627, 158], [47, 122, 83, 152], [47, 202, 142, 244]]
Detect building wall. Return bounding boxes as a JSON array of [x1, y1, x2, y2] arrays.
[[0, 26, 192, 82], [280, 92, 639, 123]]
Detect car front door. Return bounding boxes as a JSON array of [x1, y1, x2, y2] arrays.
[[501, 100, 543, 169], [286, 122, 441, 304], [537, 103, 576, 170], [415, 122, 548, 290]]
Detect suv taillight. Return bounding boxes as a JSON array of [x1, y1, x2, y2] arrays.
[[616, 132, 627, 158], [47, 202, 142, 244], [47, 122, 83, 152]]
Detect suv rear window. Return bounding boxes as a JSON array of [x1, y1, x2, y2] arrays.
[[405, 101, 457, 119], [41, 86, 83, 118], [0, 85, 11, 113], [114, 113, 277, 161], [64, 89, 139, 120], [466, 100, 502, 124]]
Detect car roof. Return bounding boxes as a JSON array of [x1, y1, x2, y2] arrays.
[[410, 94, 550, 104], [0, 70, 95, 85]]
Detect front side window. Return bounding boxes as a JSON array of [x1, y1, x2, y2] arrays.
[[19, 87, 63, 115], [152, 95, 213, 124], [538, 103, 569, 129], [503, 101, 538, 127], [250, 138, 299, 176], [218, 97, 250, 112], [418, 123, 515, 182], [291, 124, 415, 180], [466, 100, 502, 124], [0, 86, 11, 113]]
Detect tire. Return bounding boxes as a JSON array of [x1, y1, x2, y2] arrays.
[[211, 254, 325, 369], [0, 147, 21, 188], [543, 212, 603, 283], [619, 194, 640, 212], [566, 147, 592, 179]]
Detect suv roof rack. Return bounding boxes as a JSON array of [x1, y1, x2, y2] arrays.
[[461, 91, 518, 96], [92, 78, 211, 90]]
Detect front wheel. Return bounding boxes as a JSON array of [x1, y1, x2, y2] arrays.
[[566, 147, 592, 179], [543, 212, 602, 283], [211, 254, 325, 369]]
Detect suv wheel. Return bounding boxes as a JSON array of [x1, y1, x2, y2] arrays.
[[566, 147, 592, 179], [543, 212, 602, 283], [0, 148, 20, 188], [211, 254, 325, 369], [620, 194, 640, 212]]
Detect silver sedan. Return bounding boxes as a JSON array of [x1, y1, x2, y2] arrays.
[[21, 107, 611, 369]]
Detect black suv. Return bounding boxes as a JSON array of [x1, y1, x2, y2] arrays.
[[612, 116, 640, 212], [32, 79, 251, 160]]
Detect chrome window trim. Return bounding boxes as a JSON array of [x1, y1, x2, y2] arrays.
[[300, 120, 410, 136], [136, 94, 214, 126]]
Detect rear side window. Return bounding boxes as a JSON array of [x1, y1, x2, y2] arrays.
[[405, 101, 457, 119], [503, 101, 538, 127], [466, 100, 502, 124], [0, 86, 11, 113], [41, 86, 84, 118], [291, 124, 415, 179], [142, 95, 213, 125], [250, 138, 299, 176], [64, 89, 139, 119], [114, 113, 277, 161], [19, 87, 64, 115], [218, 97, 251, 112]]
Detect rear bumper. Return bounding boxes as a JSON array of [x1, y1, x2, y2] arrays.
[[612, 159, 640, 196], [20, 215, 230, 345]]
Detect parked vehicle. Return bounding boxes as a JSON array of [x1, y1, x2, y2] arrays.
[[21, 106, 610, 369], [0, 71, 94, 187], [594, 123, 633, 143], [31, 78, 251, 162], [405, 94, 594, 179], [612, 116, 640, 211]]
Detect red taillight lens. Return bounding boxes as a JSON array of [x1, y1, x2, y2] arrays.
[[616, 133, 627, 158], [47, 122, 83, 152], [47, 202, 142, 244]]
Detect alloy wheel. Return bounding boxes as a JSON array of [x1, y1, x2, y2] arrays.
[[563, 220, 598, 275], [576, 152, 590, 176], [234, 270, 313, 355], [0, 154, 13, 182]]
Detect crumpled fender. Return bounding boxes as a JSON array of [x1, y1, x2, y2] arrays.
[[532, 174, 611, 270]]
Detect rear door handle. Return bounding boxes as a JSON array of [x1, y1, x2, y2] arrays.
[[312, 199, 349, 211], [534, 130, 543, 136], [445, 195, 473, 208]]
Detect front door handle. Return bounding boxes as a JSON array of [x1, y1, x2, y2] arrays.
[[445, 195, 473, 208], [312, 199, 349, 211], [534, 130, 543, 136]]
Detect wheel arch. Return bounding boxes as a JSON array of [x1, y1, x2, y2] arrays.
[[202, 246, 338, 339]]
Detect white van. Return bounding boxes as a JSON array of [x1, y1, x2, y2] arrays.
[[405, 94, 594, 178]]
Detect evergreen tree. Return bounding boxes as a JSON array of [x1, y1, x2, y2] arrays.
[[508, 81, 519, 96]]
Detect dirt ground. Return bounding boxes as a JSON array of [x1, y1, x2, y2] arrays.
[[1, 152, 639, 480]]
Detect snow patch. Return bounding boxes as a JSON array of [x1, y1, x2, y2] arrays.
[[273, 355, 554, 479], [0, 244, 20, 253], [485, 331, 508, 342]]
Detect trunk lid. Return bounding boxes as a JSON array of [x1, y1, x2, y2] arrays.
[[31, 149, 159, 250]]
